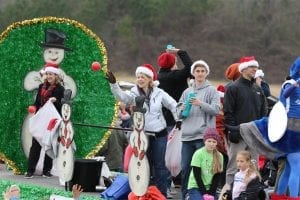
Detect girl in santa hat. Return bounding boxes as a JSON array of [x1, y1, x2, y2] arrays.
[[25, 66, 65, 179], [106, 64, 180, 198]]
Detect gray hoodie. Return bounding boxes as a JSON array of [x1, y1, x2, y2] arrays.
[[110, 83, 178, 133], [178, 80, 220, 141]]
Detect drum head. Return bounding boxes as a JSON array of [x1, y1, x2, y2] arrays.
[[268, 101, 287, 142]]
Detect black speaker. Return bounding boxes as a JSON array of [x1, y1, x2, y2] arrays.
[[70, 159, 102, 192]]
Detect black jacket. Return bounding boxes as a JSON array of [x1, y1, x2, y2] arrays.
[[158, 50, 193, 126], [224, 76, 268, 126], [223, 177, 266, 200], [34, 82, 65, 114]]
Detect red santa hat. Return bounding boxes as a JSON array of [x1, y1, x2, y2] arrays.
[[190, 60, 210, 75], [42, 63, 60, 75], [217, 84, 225, 98], [157, 52, 176, 69], [238, 56, 259, 72], [135, 64, 159, 86], [44, 66, 60, 75]]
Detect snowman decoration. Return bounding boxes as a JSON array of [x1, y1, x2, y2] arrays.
[[57, 89, 76, 188], [128, 96, 150, 196], [22, 28, 77, 173]]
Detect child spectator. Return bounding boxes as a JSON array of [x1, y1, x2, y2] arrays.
[[187, 128, 223, 200], [96, 101, 130, 172], [222, 150, 265, 200], [118, 101, 131, 128], [3, 184, 83, 200], [3, 184, 20, 200]]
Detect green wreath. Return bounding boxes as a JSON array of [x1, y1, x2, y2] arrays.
[[0, 17, 117, 174]]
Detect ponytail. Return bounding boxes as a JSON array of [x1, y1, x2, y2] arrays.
[[212, 149, 223, 174]]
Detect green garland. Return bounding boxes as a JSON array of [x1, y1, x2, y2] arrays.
[[0, 17, 117, 173], [0, 179, 101, 199]]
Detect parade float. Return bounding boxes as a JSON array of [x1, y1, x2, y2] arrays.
[[0, 16, 117, 199]]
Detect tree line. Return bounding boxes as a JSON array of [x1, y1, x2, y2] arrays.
[[1, 0, 300, 83]]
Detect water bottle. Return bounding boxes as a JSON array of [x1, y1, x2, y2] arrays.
[[182, 92, 196, 118], [166, 44, 174, 50]]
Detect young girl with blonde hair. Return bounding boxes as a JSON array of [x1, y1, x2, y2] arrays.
[[222, 150, 265, 200]]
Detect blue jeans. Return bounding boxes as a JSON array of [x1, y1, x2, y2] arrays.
[[181, 139, 204, 199], [188, 188, 203, 200], [147, 130, 168, 197]]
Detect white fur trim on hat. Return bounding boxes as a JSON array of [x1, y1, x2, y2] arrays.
[[238, 60, 259, 72], [254, 69, 264, 79], [153, 80, 160, 87], [44, 66, 60, 75], [218, 91, 224, 98], [135, 66, 154, 79], [190, 60, 210, 75]]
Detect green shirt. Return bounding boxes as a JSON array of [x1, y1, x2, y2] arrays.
[[187, 147, 223, 190]]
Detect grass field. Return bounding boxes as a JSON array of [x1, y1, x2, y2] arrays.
[[116, 72, 282, 97]]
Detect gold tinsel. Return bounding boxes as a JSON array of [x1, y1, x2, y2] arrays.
[[0, 16, 114, 173], [86, 101, 119, 158], [0, 152, 21, 174]]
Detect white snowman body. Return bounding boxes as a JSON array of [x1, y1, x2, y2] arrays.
[[128, 110, 150, 196], [57, 103, 76, 182]]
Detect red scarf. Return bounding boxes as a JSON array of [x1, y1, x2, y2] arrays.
[[41, 81, 56, 105]]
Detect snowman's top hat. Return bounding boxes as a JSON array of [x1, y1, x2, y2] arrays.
[[40, 28, 72, 51]]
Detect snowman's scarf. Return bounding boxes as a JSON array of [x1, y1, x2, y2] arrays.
[[240, 122, 283, 159]]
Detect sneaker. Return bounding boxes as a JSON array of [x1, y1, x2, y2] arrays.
[[42, 171, 53, 178], [24, 172, 33, 179], [167, 190, 173, 199]]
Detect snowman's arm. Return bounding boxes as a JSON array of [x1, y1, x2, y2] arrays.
[[129, 132, 137, 147], [141, 136, 148, 151], [23, 71, 43, 91]]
